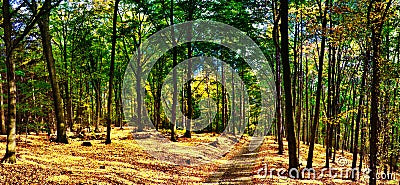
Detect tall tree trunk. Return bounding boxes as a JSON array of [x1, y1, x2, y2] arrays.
[[38, 0, 68, 144], [65, 82, 73, 132], [368, 1, 391, 184], [105, 0, 120, 144], [351, 40, 369, 182], [0, 74, 5, 135], [94, 81, 101, 132], [231, 67, 236, 134], [62, 22, 73, 132], [170, 0, 177, 142], [369, 10, 381, 185], [296, 27, 303, 161], [114, 82, 122, 128], [306, 0, 327, 169], [119, 85, 124, 129], [325, 44, 333, 168], [280, 0, 299, 176], [305, 56, 309, 145], [184, 0, 194, 138], [62, 31, 72, 132], [349, 80, 356, 153], [221, 63, 225, 132], [1, 0, 17, 163], [272, 2, 283, 154]]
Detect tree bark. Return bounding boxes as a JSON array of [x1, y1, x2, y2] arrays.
[[0, 74, 5, 135], [272, 1, 283, 154], [368, 1, 391, 184], [280, 0, 299, 176], [1, 0, 17, 163], [306, 0, 327, 169], [38, 0, 68, 144], [170, 0, 177, 142], [105, 0, 120, 144], [94, 80, 101, 132], [184, 0, 194, 138]]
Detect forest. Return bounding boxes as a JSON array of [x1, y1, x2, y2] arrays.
[[0, 0, 400, 184]]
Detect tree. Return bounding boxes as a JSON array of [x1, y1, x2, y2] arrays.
[[1, 0, 17, 163], [280, 0, 299, 177], [368, 0, 392, 184], [38, 0, 68, 144], [0, 73, 5, 135], [170, 0, 178, 142], [306, 0, 328, 169], [272, 0, 283, 155], [1, 0, 61, 164], [105, 0, 120, 144], [183, 0, 194, 138]]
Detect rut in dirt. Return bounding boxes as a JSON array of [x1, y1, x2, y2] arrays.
[[205, 138, 263, 184]]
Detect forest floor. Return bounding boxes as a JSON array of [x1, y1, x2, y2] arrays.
[[0, 127, 398, 184]]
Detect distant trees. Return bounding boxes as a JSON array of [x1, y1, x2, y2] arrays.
[[267, 0, 399, 183]]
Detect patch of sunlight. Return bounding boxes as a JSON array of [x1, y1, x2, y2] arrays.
[[331, 179, 354, 184], [96, 160, 137, 169], [104, 175, 136, 184], [23, 154, 87, 165], [296, 179, 324, 184], [384, 180, 399, 184], [46, 175, 70, 183], [135, 169, 168, 183]]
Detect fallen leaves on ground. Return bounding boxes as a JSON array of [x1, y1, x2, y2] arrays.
[[0, 129, 398, 184]]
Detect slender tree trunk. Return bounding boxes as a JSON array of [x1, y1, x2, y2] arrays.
[[359, 117, 366, 176], [66, 83, 73, 131], [184, 0, 194, 138], [154, 61, 163, 131], [94, 82, 101, 132], [272, 4, 283, 154], [105, 0, 120, 144], [38, 0, 68, 144], [231, 67, 236, 134], [114, 82, 122, 128], [62, 23, 73, 132], [325, 44, 333, 168], [221, 62, 226, 132], [306, 1, 327, 169], [280, 0, 299, 176], [62, 28, 72, 132], [0, 74, 5, 135], [351, 44, 369, 181], [119, 86, 124, 129], [349, 81, 356, 153], [170, 0, 177, 141], [305, 56, 309, 145]]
